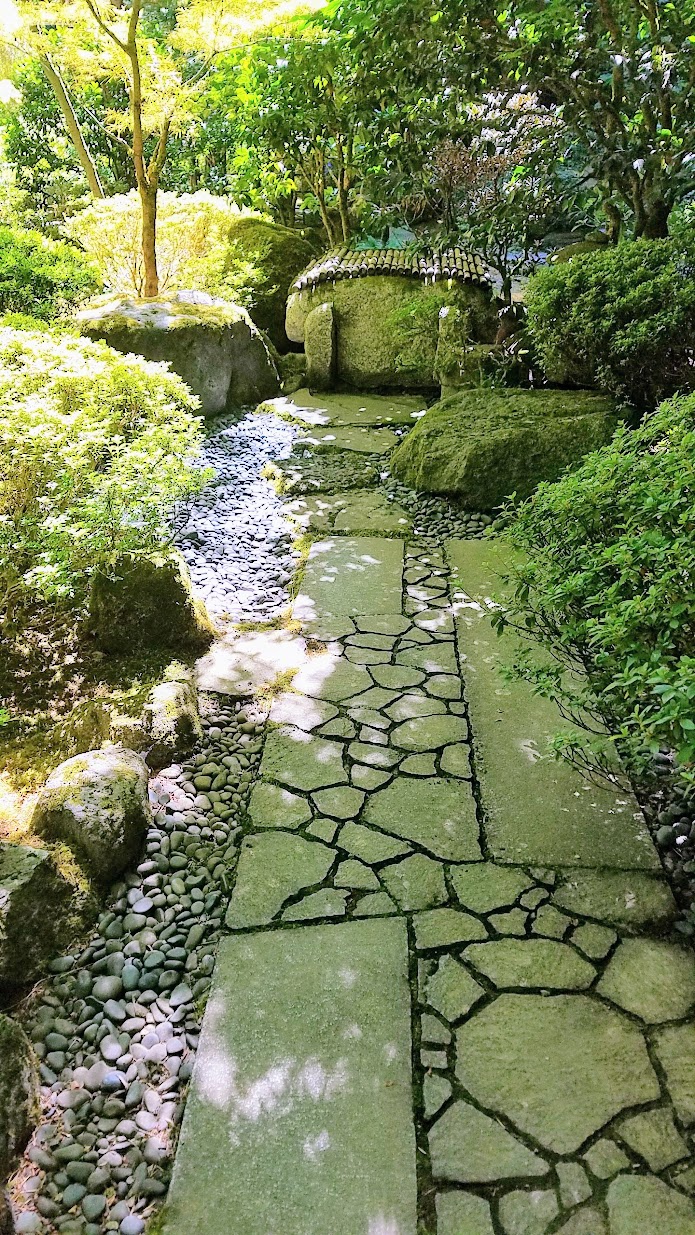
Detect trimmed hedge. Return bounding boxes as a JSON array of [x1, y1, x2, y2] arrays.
[[525, 236, 695, 410]]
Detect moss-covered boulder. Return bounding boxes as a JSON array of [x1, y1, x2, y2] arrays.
[[89, 551, 213, 654], [78, 290, 280, 415], [0, 842, 72, 988], [286, 276, 497, 390], [390, 389, 621, 509], [144, 669, 202, 768], [226, 216, 318, 351], [0, 1014, 39, 1183], [31, 746, 152, 886]]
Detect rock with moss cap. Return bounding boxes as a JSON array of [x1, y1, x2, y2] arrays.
[[144, 667, 202, 768], [390, 388, 621, 508], [225, 216, 318, 350], [0, 842, 72, 988], [31, 746, 152, 885], [78, 290, 279, 415], [0, 1014, 39, 1197], [89, 550, 214, 654]]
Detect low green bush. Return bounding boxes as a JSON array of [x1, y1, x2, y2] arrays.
[[0, 225, 99, 321], [525, 235, 695, 410], [0, 328, 207, 615], [495, 391, 695, 783]]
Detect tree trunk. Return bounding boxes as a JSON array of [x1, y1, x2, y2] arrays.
[[641, 197, 671, 239], [140, 183, 159, 297], [41, 56, 105, 199]]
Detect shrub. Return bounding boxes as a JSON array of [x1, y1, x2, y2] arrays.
[[0, 225, 99, 321], [224, 216, 317, 349], [0, 328, 207, 614], [65, 191, 258, 303], [494, 392, 695, 783], [525, 235, 695, 410]]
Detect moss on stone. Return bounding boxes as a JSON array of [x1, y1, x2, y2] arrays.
[[0, 1014, 39, 1180], [226, 216, 318, 350], [89, 551, 214, 654], [390, 388, 620, 508], [79, 292, 246, 334]]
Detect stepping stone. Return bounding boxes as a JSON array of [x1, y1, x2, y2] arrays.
[[400, 753, 438, 777], [616, 1107, 689, 1171], [429, 1101, 547, 1183], [447, 539, 662, 870], [165, 920, 417, 1235], [380, 854, 448, 910], [294, 425, 400, 454], [353, 891, 397, 916], [583, 1139, 630, 1180], [196, 629, 310, 697], [350, 764, 391, 790], [391, 715, 469, 751], [439, 743, 471, 778], [556, 1161, 592, 1207], [349, 741, 401, 769], [455, 994, 660, 1153], [606, 1174, 695, 1235], [424, 1076, 452, 1120], [532, 904, 572, 939], [451, 863, 534, 914], [364, 778, 481, 861], [597, 938, 695, 1021], [498, 1188, 559, 1235], [371, 665, 425, 689], [354, 614, 411, 635], [292, 653, 373, 702], [413, 908, 486, 950], [555, 1208, 607, 1235], [653, 1023, 695, 1125], [311, 786, 365, 820], [268, 693, 338, 731], [426, 956, 485, 1022], [464, 939, 595, 990], [247, 783, 313, 831], [274, 389, 426, 428], [332, 490, 411, 535], [425, 674, 461, 700], [335, 859, 380, 890], [385, 694, 448, 722], [260, 726, 347, 792], [552, 871, 676, 929], [283, 888, 348, 920], [293, 537, 404, 631], [397, 642, 459, 675], [225, 833, 335, 928], [571, 922, 617, 958], [337, 822, 410, 864], [436, 1191, 494, 1235]]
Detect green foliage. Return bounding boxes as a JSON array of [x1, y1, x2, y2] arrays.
[[495, 392, 695, 783], [0, 328, 207, 615], [387, 289, 454, 374], [526, 235, 695, 410], [0, 224, 99, 321]]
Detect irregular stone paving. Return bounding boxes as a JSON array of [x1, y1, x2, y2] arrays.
[[11, 392, 695, 1235]]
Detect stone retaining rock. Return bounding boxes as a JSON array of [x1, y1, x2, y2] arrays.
[[0, 1014, 39, 1180], [0, 843, 72, 989], [305, 303, 336, 391], [78, 291, 280, 416], [31, 747, 152, 886], [144, 672, 202, 768], [89, 551, 214, 654]]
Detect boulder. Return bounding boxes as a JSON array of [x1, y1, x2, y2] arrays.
[[0, 1014, 40, 1181], [144, 671, 202, 768], [55, 699, 112, 758], [0, 842, 72, 988], [31, 746, 152, 886], [78, 290, 280, 416], [89, 551, 214, 654], [390, 388, 621, 509], [225, 216, 318, 350], [305, 303, 336, 391], [286, 274, 497, 389], [434, 305, 501, 394]]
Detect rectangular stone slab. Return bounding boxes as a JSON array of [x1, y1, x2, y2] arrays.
[[293, 536, 404, 627], [164, 919, 417, 1235], [446, 540, 660, 871]]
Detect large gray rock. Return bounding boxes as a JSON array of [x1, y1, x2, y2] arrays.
[[0, 1014, 39, 1181], [144, 671, 202, 768], [31, 747, 152, 885], [305, 303, 336, 391], [89, 551, 213, 653], [0, 843, 72, 988], [78, 290, 280, 415]]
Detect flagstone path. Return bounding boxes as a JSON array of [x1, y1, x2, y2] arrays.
[[165, 391, 695, 1235]]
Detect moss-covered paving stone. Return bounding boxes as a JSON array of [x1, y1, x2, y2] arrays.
[[413, 908, 487, 950], [268, 693, 339, 731], [259, 726, 347, 793], [582, 1138, 630, 1179], [464, 939, 595, 990], [571, 922, 617, 958], [429, 1101, 548, 1183], [337, 822, 410, 863], [654, 1023, 695, 1125], [349, 741, 402, 769], [164, 919, 417, 1235], [552, 872, 676, 930], [606, 1174, 695, 1235], [363, 778, 481, 861], [350, 764, 391, 790], [436, 1191, 494, 1235], [455, 994, 660, 1153], [424, 1075, 452, 1120], [291, 653, 373, 702], [293, 536, 404, 628], [385, 694, 448, 722], [396, 642, 459, 675], [353, 891, 397, 916], [616, 1107, 689, 1171], [371, 665, 425, 689], [310, 786, 364, 820], [247, 783, 313, 831], [295, 425, 400, 454], [380, 854, 448, 910], [334, 859, 380, 890], [282, 888, 349, 920], [332, 490, 411, 534], [451, 863, 534, 913], [498, 1188, 559, 1235], [425, 956, 486, 1022], [391, 714, 469, 751], [596, 939, 695, 1022], [226, 833, 336, 928], [555, 1209, 607, 1235], [531, 905, 571, 939], [400, 753, 438, 777]]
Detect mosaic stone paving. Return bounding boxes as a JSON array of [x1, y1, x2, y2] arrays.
[[167, 443, 695, 1235]]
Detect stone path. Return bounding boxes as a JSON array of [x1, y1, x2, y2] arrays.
[[168, 392, 695, 1235]]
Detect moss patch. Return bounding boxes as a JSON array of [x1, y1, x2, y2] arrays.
[[225, 216, 318, 350]]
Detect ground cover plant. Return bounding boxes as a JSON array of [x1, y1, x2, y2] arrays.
[[494, 390, 695, 786]]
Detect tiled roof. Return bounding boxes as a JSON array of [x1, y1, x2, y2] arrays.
[[292, 247, 489, 291]]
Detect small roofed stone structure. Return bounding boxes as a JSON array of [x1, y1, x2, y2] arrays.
[[286, 247, 498, 391]]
